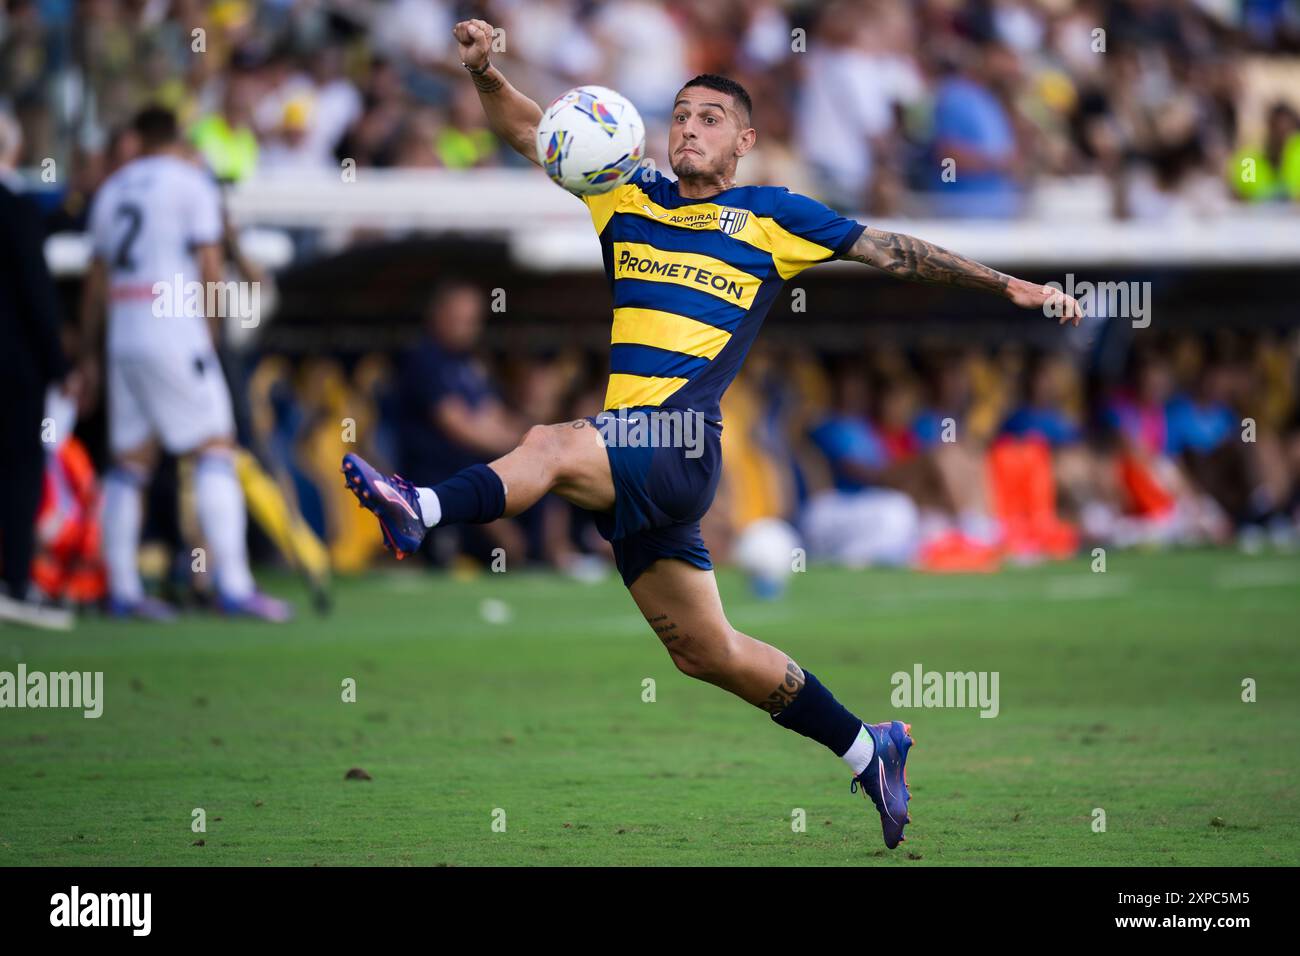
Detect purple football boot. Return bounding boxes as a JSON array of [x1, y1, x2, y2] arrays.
[[340, 453, 427, 559], [851, 720, 914, 849]]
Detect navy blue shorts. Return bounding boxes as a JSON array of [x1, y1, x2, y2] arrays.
[[584, 409, 723, 587]]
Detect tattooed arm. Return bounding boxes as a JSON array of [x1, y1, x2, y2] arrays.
[[453, 19, 543, 165], [845, 227, 1083, 325]]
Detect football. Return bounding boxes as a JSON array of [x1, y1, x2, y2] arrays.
[[535, 85, 646, 196], [733, 518, 802, 600]]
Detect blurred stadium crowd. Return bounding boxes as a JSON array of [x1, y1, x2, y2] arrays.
[[2, 0, 1300, 220], [269, 281, 1300, 584]]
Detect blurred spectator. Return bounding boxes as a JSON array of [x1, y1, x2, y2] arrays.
[[802, 364, 920, 566], [1094, 352, 1226, 546], [1106, 352, 1174, 459], [397, 281, 522, 485], [926, 41, 1026, 218], [1000, 352, 1084, 448], [337, 57, 408, 167], [374, 0, 455, 75], [1165, 360, 1264, 533], [396, 281, 526, 563], [1165, 362, 1238, 461], [590, 0, 688, 123], [1229, 101, 1300, 202], [796, 0, 924, 212], [191, 64, 260, 182], [435, 83, 499, 169], [1122, 94, 1232, 220], [0, 111, 73, 629], [504, 0, 603, 86], [259, 98, 319, 171], [255, 45, 361, 171], [913, 353, 975, 448]]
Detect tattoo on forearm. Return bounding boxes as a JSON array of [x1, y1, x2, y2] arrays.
[[759, 661, 806, 715], [472, 69, 503, 94], [848, 227, 1011, 295]]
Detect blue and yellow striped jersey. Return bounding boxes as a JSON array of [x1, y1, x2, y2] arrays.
[[581, 165, 865, 421]]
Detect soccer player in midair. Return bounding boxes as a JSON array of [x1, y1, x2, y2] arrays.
[[342, 19, 1082, 848]]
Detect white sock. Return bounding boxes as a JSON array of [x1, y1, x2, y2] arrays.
[[842, 723, 876, 776], [195, 451, 255, 600], [102, 468, 145, 603], [416, 486, 441, 528]]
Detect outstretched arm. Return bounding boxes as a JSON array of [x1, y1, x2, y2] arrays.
[[845, 226, 1083, 324], [453, 19, 543, 166]]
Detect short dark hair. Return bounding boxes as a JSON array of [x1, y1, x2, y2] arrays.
[[133, 106, 179, 148], [679, 74, 752, 125]]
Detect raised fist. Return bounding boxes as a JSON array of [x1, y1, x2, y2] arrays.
[[453, 19, 494, 72]]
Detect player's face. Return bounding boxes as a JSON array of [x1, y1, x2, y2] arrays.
[[668, 88, 752, 181]]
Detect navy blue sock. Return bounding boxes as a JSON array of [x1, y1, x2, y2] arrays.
[[430, 464, 507, 525], [771, 669, 863, 757]]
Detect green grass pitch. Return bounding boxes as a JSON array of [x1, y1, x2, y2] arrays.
[[2, 550, 1297, 866]]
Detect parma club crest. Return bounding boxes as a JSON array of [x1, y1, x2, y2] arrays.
[[717, 207, 749, 236]]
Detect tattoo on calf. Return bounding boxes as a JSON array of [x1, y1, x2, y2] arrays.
[[759, 661, 806, 715]]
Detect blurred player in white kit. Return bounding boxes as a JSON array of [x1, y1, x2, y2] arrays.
[[80, 106, 290, 622]]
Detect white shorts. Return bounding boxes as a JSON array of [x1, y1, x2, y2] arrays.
[[108, 347, 235, 456]]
